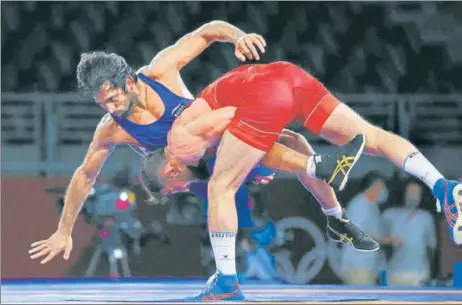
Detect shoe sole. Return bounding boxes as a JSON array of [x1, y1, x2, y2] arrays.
[[328, 237, 380, 252], [338, 134, 366, 191], [452, 184, 462, 245]]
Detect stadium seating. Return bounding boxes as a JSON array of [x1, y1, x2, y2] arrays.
[[2, 2, 461, 94]]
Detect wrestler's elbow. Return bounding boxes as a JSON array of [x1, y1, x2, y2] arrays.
[[199, 20, 232, 43], [78, 165, 99, 184]]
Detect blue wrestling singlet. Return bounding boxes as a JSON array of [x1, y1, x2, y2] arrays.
[[110, 73, 192, 152]]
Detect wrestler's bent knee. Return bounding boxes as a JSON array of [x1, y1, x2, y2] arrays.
[[363, 125, 386, 156]]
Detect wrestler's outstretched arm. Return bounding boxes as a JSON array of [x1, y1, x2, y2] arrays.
[[29, 115, 117, 264], [145, 20, 266, 78]]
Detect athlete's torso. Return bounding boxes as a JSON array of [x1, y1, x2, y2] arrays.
[[110, 72, 192, 155]]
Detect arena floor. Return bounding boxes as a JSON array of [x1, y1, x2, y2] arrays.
[[2, 279, 462, 304]]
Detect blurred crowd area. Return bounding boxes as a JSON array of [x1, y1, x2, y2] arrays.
[[2, 1, 462, 94]]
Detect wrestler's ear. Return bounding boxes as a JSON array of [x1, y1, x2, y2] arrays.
[[125, 76, 137, 93], [164, 163, 179, 178]]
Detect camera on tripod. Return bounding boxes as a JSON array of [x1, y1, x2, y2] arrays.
[[45, 170, 170, 277]]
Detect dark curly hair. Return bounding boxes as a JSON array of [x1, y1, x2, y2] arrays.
[[76, 51, 137, 98]]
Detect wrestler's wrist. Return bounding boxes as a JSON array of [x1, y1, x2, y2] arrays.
[[232, 33, 246, 44], [57, 223, 73, 236]]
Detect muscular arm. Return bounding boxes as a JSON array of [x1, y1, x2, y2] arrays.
[[57, 120, 115, 235], [167, 100, 236, 163], [147, 21, 246, 77]]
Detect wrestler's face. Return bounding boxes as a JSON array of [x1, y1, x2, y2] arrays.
[[94, 79, 138, 117], [158, 155, 195, 195]]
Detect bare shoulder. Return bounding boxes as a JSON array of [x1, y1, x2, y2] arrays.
[[135, 64, 171, 84], [136, 65, 150, 76], [137, 64, 191, 99], [93, 113, 120, 145]]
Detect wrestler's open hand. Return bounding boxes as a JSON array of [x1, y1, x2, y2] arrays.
[[235, 33, 266, 62], [29, 231, 73, 264]]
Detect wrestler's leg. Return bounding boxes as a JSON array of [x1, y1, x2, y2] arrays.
[[184, 131, 266, 301], [319, 102, 462, 244], [207, 130, 265, 268], [288, 59, 461, 244], [266, 130, 341, 212], [281, 130, 343, 214], [320, 103, 441, 184], [260, 135, 379, 252]]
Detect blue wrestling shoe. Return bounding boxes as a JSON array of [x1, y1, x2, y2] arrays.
[[184, 272, 245, 302], [433, 178, 462, 245]]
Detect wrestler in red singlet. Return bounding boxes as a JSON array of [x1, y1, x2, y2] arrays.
[[199, 61, 340, 152]]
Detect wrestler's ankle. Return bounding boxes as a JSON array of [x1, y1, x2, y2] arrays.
[[209, 231, 237, 275], [305, 155, 318, 178], [322, 205, 343, 219], [401, 151, 444, 189]]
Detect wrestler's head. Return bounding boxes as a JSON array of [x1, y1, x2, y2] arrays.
[[77, 51, 138, 117], [140, 148, 210, 204]]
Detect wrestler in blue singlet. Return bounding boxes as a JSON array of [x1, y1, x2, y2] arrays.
[[110, 73, 192, 151]]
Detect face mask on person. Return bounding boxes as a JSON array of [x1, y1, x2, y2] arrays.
[[404, 184, 422, 209], [405, 195, 421, 208], [377, 188, 389, 204]]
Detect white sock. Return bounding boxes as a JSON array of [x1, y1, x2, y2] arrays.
[[322, 206, 343, 219], [209, 231, 237, 275], [306, 155, 319, 178], [402, 151, 444, 189]]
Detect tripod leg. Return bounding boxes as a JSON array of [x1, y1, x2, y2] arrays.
[[120, 248, 132, 277], [85, 244, 103, 277]]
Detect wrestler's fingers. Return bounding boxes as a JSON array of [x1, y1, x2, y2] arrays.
[[30, 248, 50, 260], [31, 240, 47, 247], [234, 49, 246, 62], [252, 37, 266, 54], [29, 243, 47, 254], [245, 39, 261, 60], [41, 251, 58, 265], [256, 35, 267, 47], [63, 243, 72, 260], [239, 40, 253, 60]]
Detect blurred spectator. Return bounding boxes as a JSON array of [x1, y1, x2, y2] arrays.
[[340, 172, 401, 285], [382, 178, 437, 286]]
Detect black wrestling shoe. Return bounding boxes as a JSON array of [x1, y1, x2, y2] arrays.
[[326, 209, 380, 252], [315, 134, 366, 191]]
